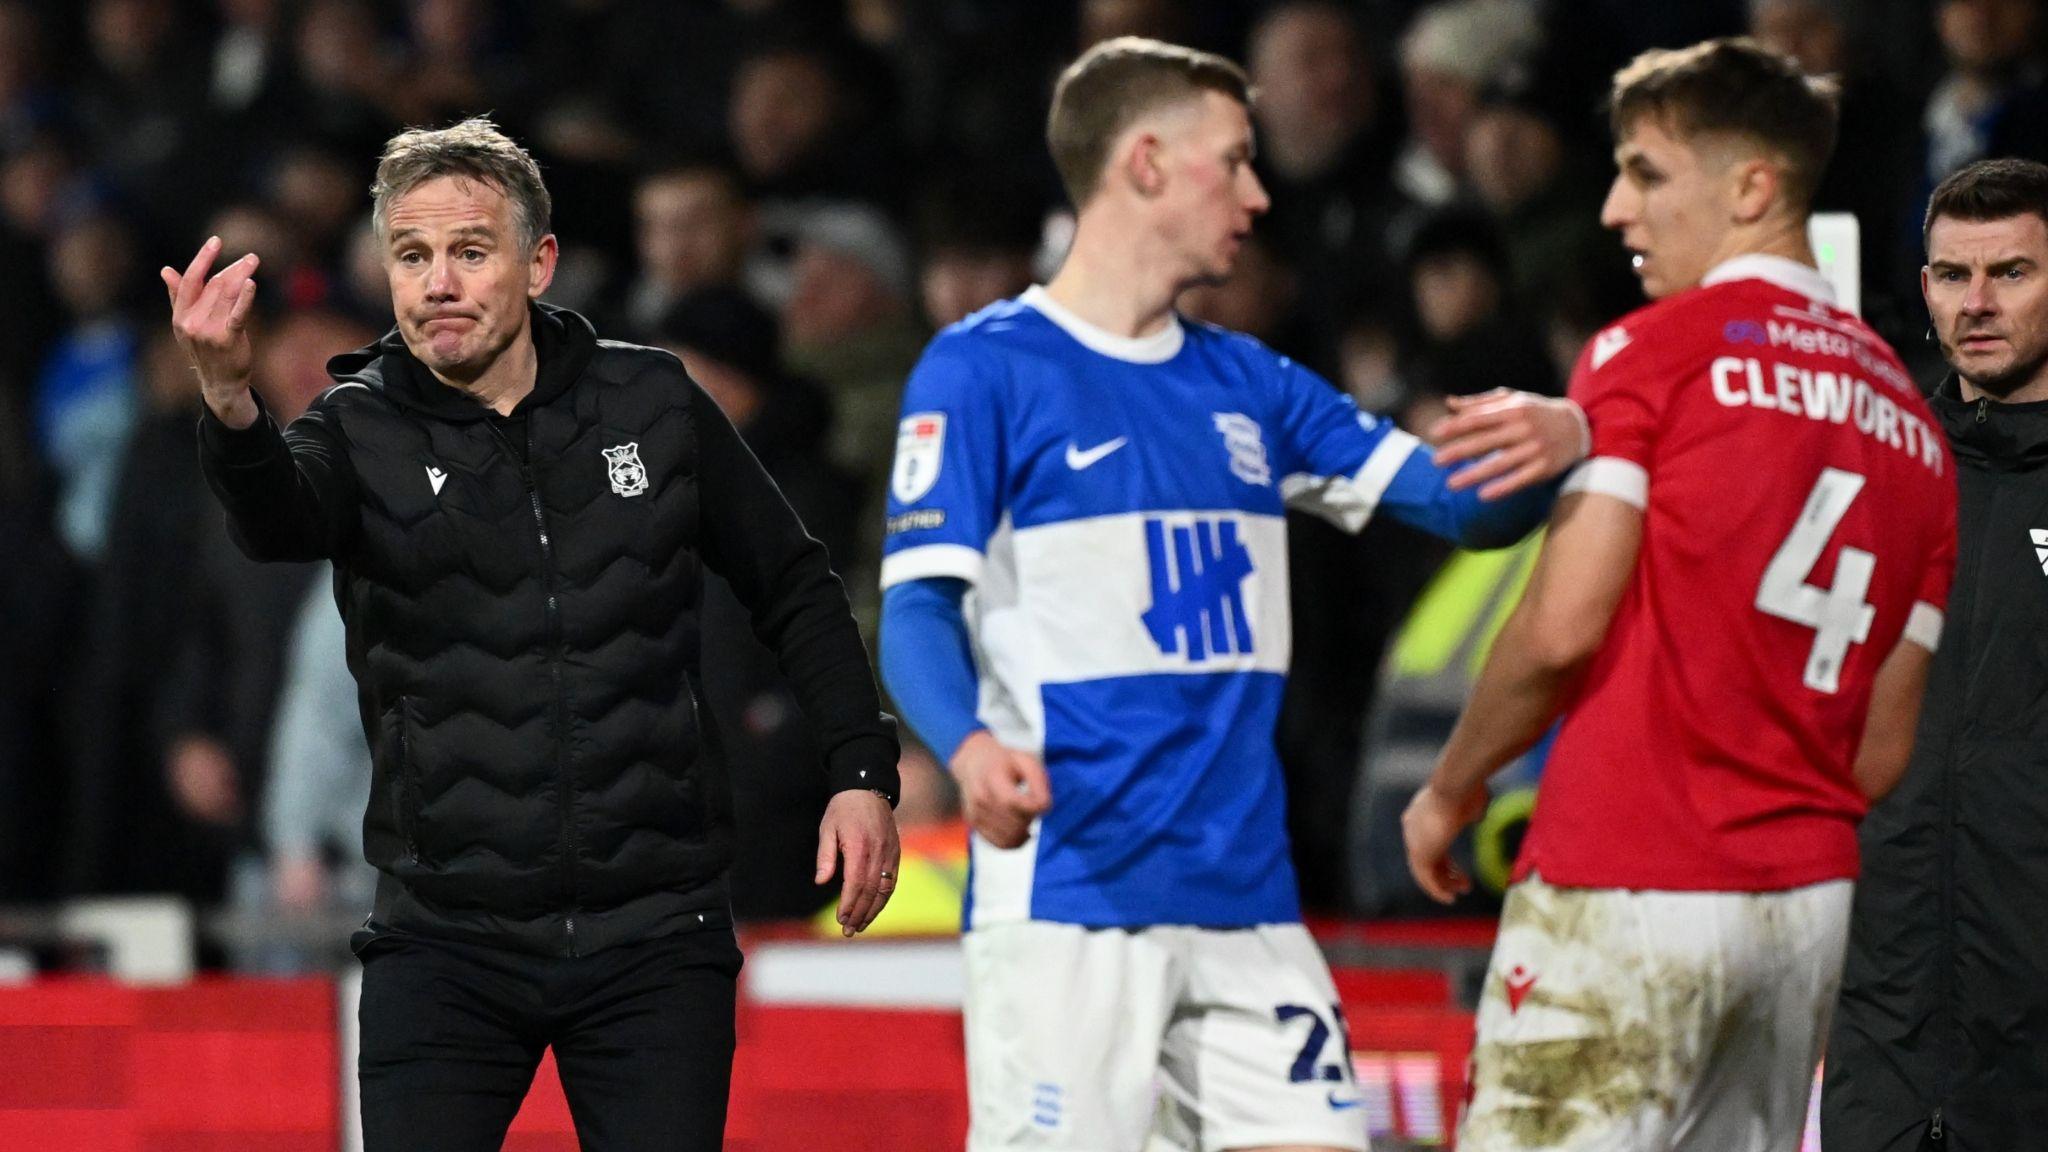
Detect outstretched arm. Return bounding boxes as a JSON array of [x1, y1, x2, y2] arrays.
[[1403, 487, 1642, 902]]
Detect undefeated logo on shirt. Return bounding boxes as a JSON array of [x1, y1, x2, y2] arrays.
[[1142, 516, 1255, 660]]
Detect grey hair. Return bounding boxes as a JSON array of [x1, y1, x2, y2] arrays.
[[369, 116, 551, 252]]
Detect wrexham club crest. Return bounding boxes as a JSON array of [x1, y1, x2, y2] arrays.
[[603, 442, 649, 497]]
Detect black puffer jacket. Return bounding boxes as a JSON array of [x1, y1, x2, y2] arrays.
[[1824, 377, 2048, 1150], [199, 304, 897, 957]]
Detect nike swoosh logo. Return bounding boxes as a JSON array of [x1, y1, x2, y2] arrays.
[[426, 466, 447, 495], [1065, 437, 1127, 470], [1327, 1092, 1366, 1110]]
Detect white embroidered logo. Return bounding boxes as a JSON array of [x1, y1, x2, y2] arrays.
[[603, 442, 649, 497], [425, 466, 447, 496], [1591, 325, 1632, 370], [2033, 528, 2048, 575], [1065, 437, 1127, 470], [1213, 412, 1271, 486]]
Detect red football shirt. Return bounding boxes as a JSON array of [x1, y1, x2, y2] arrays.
[[1516, 256, 1958, 892]]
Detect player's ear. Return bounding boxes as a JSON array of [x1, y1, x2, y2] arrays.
[[1729, 156, 1778, 226], [1121, 131, 1167, 199]]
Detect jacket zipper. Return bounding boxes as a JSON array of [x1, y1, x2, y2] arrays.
[[1932, 472, 2001, 1129], [396, 696, 420, 863], [489, 417, 580, 955]]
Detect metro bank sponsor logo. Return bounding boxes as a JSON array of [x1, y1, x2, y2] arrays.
[[1724, 319, 1769, 345]]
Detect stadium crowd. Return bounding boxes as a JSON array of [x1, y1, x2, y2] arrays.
[[0, 0, 2040, 957]]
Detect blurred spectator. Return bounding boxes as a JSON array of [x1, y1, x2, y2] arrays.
[[36, 210, 140, 563], [1076, 0, 1187, 49], [75, 0, 207, 197], [912, 171, 1040, 329], [265, 143, 363, 271], [283, 0, 402, 159], [1463, 57, 1620, 320], [1749, 0, 1921, 336], [620, 164, 757, 339], [654, 287, 867, 917], [158, 308, 370, 902], [259, 564, 375, 924], [0, 342, 74, 901], [1177, 231, 1325, 370], [390, 0, 529, 130], [209, 0, 287, 116], [1395, 0, 1542, 212], [1924, 0, 2048, 185], [1398, 206, 1558, 427], [729, 37, 899, 208], [782, 202, 925, 479], [61, 329, 210, 896], [1246, 1, 1399, 340], [0, 2, 61, 154]]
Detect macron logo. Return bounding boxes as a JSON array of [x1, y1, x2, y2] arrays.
[[426, 466, 447, 496], [2033, 529, 2048, 575], [1591, 326, 1632, 370], [1065, 436, 1127, 470]]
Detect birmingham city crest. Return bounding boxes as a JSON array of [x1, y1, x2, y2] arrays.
[[603, 442, 649, 497]]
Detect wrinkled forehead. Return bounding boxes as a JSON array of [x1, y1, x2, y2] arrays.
[[383, 174, 518, 239], [1927, 212, 2048, 264]]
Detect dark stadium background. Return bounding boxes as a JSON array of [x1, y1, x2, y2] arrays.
[[0, 1, 2030, 1148]]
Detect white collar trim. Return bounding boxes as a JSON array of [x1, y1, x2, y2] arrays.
[[1700, 254, 1836, 304], [1020, 285, 1185, 364]]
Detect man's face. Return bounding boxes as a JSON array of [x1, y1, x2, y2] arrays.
[[635, 173, 748, 292], [1601, 117, 1736, 299], [1939, 0, 2041, 74], [1149, 91, 1271, 286], [384, 174, 555, 383], [1924, 212, 2048, 397], [1751, 0, 1847, 77], [1249, 6, 1366, 139], [920, 249, 1034, 329]]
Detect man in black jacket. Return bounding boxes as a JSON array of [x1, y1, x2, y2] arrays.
[[163, 118, 901, 1152], [1824, 157, 2048, 1151]]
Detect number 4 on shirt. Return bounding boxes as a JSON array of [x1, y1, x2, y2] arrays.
[[1755, 467, 1875, 694]]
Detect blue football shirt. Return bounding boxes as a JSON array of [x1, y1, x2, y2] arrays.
[[881, 287, 1542, 929]]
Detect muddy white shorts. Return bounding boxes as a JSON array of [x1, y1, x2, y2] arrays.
[[1459, 874, 1852, 1152], [962, 920, 1372, 1152]]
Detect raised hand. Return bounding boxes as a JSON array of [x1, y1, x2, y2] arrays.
[[1430, 388, 1591, 501], [950, 730, 1051, 850], [162, 235, 262, 430]]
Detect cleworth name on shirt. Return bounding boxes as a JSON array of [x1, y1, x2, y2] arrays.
[[1709, 313, 1943, 478]]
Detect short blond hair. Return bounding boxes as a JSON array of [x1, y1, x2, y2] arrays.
[[1046, 37, 1252, 208]]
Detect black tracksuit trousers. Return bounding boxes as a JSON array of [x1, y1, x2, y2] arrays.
[[357, 927, 743, 1152]]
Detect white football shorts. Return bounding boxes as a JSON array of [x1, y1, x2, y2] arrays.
[[962, 920, 1373, 1152], [1460, 874, 1852, 1152]]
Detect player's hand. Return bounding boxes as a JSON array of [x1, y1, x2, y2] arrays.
[[163, 235, 262, 430], [167, 735, 244, 827], [816, 789, 901, 938], [1401, 781, 1488, 905], [1430, 389, 1590, 501], [951, 730, 1050, 850]]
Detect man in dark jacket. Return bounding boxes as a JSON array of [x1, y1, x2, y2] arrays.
[[164, 118, 901, 1152], [1825, 157, 2048, 1151]]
